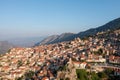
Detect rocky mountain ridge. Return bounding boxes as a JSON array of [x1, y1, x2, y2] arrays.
[[36, 17, 120, 45]]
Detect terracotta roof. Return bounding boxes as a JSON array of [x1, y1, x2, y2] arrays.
[[42, 77, 49, 80]]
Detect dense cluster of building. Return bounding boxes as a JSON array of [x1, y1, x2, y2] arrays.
[[0, 29, 120, 80]]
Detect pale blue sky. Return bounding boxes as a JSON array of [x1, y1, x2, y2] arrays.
[[0, 0, 120, 40]]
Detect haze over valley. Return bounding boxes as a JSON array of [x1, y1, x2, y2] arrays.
[[0, 0, 120, 80]]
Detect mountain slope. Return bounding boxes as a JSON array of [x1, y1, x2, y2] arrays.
[[76, 17, 120, 38], [8, 37, 45, 47], [0, 41, 13, 54], [35, 33, 75, 45], [35, 35, 59, 45], [49, 33, 75, 44], [35, 17, 120, 45]]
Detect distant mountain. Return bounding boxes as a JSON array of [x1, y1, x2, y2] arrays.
[[35, 17, 120, 45], [76, 17, 120, 38], [8, 37, 45, 47], [35, 35, 59, 45], [35, 33, 75, 45], [0, 41, 13, 54]]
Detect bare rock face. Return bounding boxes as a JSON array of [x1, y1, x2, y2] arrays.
[[36, 33, 75, 45]]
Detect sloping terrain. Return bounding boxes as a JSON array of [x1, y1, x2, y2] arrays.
[[35, 17, 120, 45], [0, 41, 13, 54]]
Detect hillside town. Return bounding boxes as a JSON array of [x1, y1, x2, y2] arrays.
[[0, 29, 120, 80]]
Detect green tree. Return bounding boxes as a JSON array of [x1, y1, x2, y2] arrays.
[[91, 73, 100, 80], [65, 77, 70, 80], [76, 69, 102, 80], [104, 68, 113, 75], [98, 72, 108, 79], [76, 69, 88, 80], [24, 71, 34, 79], [97, 48, 103, 55], [17, 60, 23, 67], [65, 45, 70, 49], [59, 65, 68, 71], [15, 76, 24, 80], [26, 60, 30, 65], [7, 49, 11, 53]]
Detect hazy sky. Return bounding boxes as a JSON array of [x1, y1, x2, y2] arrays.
[[0, 0, 120, 40]]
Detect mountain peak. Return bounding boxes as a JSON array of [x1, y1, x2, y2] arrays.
[[35, 17, 120, 46]]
